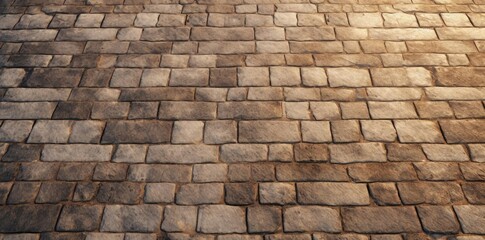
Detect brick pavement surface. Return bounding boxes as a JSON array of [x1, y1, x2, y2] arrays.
[[0, 0, 484, 239]]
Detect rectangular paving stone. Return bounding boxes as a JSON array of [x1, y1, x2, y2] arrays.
[[395, 120, 445, 143], [417, 206, 460, 234], [0, 30, 58, 42], [24, 68, 84, 87], [56, 205, 103, 231], [141, 27, 190, 41], [397, 182, 464, 204], [368, 28, 437, 40], [36, 182, 75, 203], [371, 67, 432, 86], [3, 88, 71, 102], [369, 102, 418, 119], [42, 144, 113, 162], [28, 120, 72, 143], [53, 102, 93, 120], [294, 143, 329, 162], [260, 182, 296, 205], [284, 206, 341, 233], [239, 121, 301, 143], [440, 120, 485, 143], [286, 27, 335, 40], [0, 120, 34, 142], [425, 87, 485, 100], [0, 205, 61, 232], [7, 182, 41, 204], [0, 102, 57, 119], [0, 14, 22, 29], [407, 41, 477, 53], [120, 88, 194, 101], [57, 28, 118, 41], [128, 164, 192, 182], [199, 41, 255, 54], [176, 183, 224, 205], [102, 120, 172, 143], [20, 42, 85, 54], [128, 42, 172, 54], [197, 205, 246, 234], [101, 205, 163, 232], [159, 102, 216, 120], [191, 27, 254, 40], [366, 88, 422, 101], [0, 68, 26, 87], [6, 55, 52, 67], [97, 182, 142, 204], [327, 68, 371, 87], [453, 205, 485, 234], [297, 182, 369, 205], [220, 144, 267, 163], [422, 144, 469, 161], [247, 206, 282, 233], [462, 183, 485, 204], [436, 28, 485, 40], [218, 102, 282, 120], [276, 164, 348, 181], [348, 163, 418, 182], [2, 144, 42, 162], [147, 145, 218, 163], [329, 143, 387, 163], [91, 102, 130, 119], [314, 54, 381, 67], [161, 205, 197, 232], [342, 207, 422, 233], [170, 68, 209, 86]]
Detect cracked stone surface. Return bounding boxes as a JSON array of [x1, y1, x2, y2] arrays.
[[0, 0, 484, 239]]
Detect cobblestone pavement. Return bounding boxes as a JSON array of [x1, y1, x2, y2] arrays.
[[0, 0, 485, 239]]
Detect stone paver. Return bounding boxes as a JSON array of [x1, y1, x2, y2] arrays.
[[0, 1, 484, 239]]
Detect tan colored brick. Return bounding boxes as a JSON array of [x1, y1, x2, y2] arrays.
[[327, 68, 371, 87], [395, 120, 445, 143], [239, 121, 301, 143], [330, 143, 387, 163]]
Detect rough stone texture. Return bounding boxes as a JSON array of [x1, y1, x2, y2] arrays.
[[144, 183, 175, 203], [248, 207, 281, 233], [197, 205, 246, 234], [259, 183, 296, 205], [395, 120, 445, 143], [330, 143, 387, 163], [369, 183, 401, 206], [454, 205, 485, 234], [294, 143, 329, 162], [239, 121, 301, 143], [97, 182, 142, 204], [56, 205, 103, 231], [440, 120, 485, 143], [102, 121, 172, 143], [422, 144, 469, 161], [297, 182, 369, 205], [348, 163, 417, 182], [161, 206, 197, 232], [397, 182, 464, 204], [225, 183, 257, 205], [101, 205, 163, 232], [176, 183, 224, 205], [147, 145, 218, 164], [42, 144, 113, 162], [1, 1, 484, 238], [284, 206, 341, 233], [0, 205, 61, 232], [417, 206, 460, 234], [342, 207, 422, 233]]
